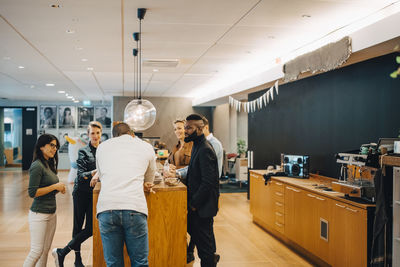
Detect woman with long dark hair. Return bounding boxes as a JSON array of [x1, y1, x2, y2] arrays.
[[53, 121, 102, 267], [23, 134, 66, 267]]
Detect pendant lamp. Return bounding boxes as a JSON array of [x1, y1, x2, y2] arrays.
[[124, 8, 156, 132]]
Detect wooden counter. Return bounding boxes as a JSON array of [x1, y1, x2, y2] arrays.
[[250, 170, 375, 267], [93, 182, 187, 267]]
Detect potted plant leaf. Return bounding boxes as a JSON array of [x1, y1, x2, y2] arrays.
[[237, 139, 247, 158]]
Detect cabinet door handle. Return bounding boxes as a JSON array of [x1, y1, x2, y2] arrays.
[[275, 212, 283, 217], [346, 207, 358, 213], [275, 202, 283, 207], [335, 203, 346, 208], [275, 192, 283, 196], [316, 197, 325, 201], [275, 222, 283, 227], [275, 182, 283, 186], [286, 186, 300, 192], [307, 193, 316, 198]]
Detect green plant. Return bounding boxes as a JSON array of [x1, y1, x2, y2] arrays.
[[389, 55, 400, 78], [237, 139, 247, 155]]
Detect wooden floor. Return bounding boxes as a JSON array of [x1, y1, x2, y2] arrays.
[[0, 168, 312, 267]]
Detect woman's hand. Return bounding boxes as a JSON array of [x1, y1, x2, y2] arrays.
[[91, 169, 97, 177], [164, 164, 176, 178], [53, 182, 66, 194]]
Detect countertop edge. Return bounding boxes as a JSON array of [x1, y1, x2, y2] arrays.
[[250, 170, 375, 209]]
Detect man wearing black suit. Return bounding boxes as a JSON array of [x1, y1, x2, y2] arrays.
[[184, 114, 220, 267]]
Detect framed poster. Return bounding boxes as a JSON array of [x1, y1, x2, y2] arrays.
[[40, 106, 56, 129], [59, 106, 76, 128], [78, 107, 94, 128], [58, 130, 75, 153], [95, 106, 111, 128]]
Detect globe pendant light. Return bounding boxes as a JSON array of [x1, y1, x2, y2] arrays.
[[124, 8, 156, 132]]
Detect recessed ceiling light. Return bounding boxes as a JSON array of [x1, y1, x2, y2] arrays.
[[58, 90, 65, 94], [75, 47, 83, 51], [302, 14, 311, 18], [67, 96, 73, 99], [50, 4, 62, 8], [66, 29, 75, 34], [65, 93, 69, 96], [87, 67, 94, 71], [74, 100, 79, 103], [45, 83, 55, 87], [30, 85, 35, 88], [153, 69, 159, 72], [18, 66, 25, 69], [81, 58, 88, 62], [3, 56, 11, 60]]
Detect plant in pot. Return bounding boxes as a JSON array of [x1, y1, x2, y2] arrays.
[[237, 139, 247, 158]]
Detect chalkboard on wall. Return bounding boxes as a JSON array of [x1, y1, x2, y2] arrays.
[[248, 52, 400, 178]]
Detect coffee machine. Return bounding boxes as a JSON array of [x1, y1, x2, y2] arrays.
[[332, 152, 376, 202]]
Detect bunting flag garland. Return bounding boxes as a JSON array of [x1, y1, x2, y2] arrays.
[[228, 80, 280, 113], [270, 86, 274, 101]]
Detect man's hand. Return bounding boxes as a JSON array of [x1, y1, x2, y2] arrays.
[[144, 182, 155, 193], [90, 172, 100, 187]]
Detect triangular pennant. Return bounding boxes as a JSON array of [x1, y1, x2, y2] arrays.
[[270, 86, 274, 101], [267, 91, 270, 103], [263, 93, 267, 106], [238, 101, 241, 112], [274, 80, 279, 95]]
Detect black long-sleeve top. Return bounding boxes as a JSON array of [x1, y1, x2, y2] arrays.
[[73, 142, 97, 193]]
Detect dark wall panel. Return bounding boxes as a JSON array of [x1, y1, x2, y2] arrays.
[[248, 52, 400, 178]]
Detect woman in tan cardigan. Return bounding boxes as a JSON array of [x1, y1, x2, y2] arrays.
[[168, 119, 193, 170]]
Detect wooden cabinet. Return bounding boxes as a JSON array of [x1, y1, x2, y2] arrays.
[[271, 180, 285, 234], [249, 171, 373, 266], [393, 167, 400, 267], [284, 185, 307, 245], [302, 192, 331, 263], [331, 201, 367, 267], [250, 172, 274, 228]]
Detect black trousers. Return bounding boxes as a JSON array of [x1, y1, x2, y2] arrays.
[[188, 210, 216, 267], [68, 190, 93, 251]]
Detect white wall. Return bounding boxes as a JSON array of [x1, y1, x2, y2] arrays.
[[213, 103, 248, 154]]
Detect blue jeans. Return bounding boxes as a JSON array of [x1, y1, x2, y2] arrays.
[[98, 210, 149, 267]]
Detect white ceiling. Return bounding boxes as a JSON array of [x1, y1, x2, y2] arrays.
[[0, 0, 399, 104]]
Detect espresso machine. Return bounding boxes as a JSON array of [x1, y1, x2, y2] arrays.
[[332, 152, 376, 202]]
